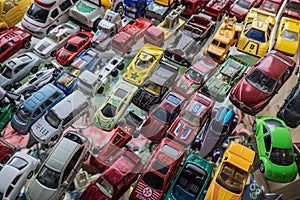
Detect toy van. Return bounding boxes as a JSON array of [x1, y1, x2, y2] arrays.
[[11, 83, 65, 135], [21, 0, 77, 38], [30, 90, 89, 144]]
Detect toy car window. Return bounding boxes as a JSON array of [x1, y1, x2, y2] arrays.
[[245, 28, 266, 43], [0, 44, 10, 54], [264, 119, 285, 128], [237, 0, 252, 9], [153, 160, 169, 175], [16, 106, 31, 123], [246, 69, 276, 94], [153, 108, 170, 123], [65, 43, 78, 52], [186, 68, 203, 83], [270, 148, 294, 166], [37, 166, 60, 189], [3, 0, 16, 13], [97, 178, 114, 198], [59, 0, 72, 12], [33, 108, 42, 118], [45, 110, 61, 129], [263, 134, 271, 152], [212, 40, 219, 46], [17, 54, 31, 62], [0, 66, 12, 78], [287, 99, 300, 113], [281, 30, 298, 41], [166, 94, 181, 105], [26, 3, 49, 24], [50, 8, 59, 19], [262, 0, 279, 12], [287, 1, 300, 12], [114, 89, 128, 99], [8, 156, 28, 170], [161, 144, 180, 158], [101, 103, 116, 118], [142, 172, 164, 190], [41, 100, 52, 110]]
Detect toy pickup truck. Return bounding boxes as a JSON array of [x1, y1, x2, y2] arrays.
[[205, 16, 242, 63], [111, 17, 152, 54], [91, 9, 132, 51], [77, 55, 124, 97]]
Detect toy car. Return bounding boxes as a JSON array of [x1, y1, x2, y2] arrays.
[[192, 107, 238, 162], [140, 92, 185, 143], [204, 0, 233, 21], [0, 0, 32, 31], [0, 101, 16, 132], [0, 52, 42, 90], [81, 148, 143, 200], [54, 67, 81, 96], [237, 8, 276, 57], [0, 151, 38, 200], [284, 0, 300, 20], [144, 26, 165, 47], [27, 131, 91, 200], [201, 56, 250, 102], [259, 0, 284, 14], [274, 16, 300, 56], [56, 31, 94, 66], [167, 91, 215, 147], [71, 48, 101, 73], [130, 138, 185, 200], [0, 26, 31, 63], [0, 138, 15, 164], [123, 43, 164, 86], [164, 154, 213, 200], [204, 141, 255, 200], [173, 55, 218, 99], [253, 116, 298, 183], [11, 83, 66, 135], [277, 81, 300, 128], [13, 61, 63, 96], [33, 22, 80, 58], [230, 50, 296, 115], [93, 81, 138, 131], [228, 0, 262, 22], [132, 63, 178, 111]]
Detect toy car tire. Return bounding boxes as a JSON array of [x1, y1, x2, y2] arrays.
[[50, 50, 57, 57], [27, 171, 33, 179], [84, 151, 90, 161], [117, 63, 125, 71], [23, 40, 31, 49], [115, 3, 124, 16], [51, 135, 59, 142], [111, 69, 118, 77], [259, 161, 265, 174], [93, 18, 101, 33], [97, 86, 104, 94], [127, 47, 132, 54], [149, 142, 159, 154], [31, 66, 38, 73]]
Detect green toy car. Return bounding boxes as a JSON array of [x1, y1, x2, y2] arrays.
[[0, 102, 16, 131], [164, 154, 213, 200], [253, 116, 298, 183], [201, 55, 250, 102]]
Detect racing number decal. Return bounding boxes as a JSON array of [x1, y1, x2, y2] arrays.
[[250, 44, 255, 50]]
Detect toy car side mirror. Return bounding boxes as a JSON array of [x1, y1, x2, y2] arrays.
[[62, 181, 69, 188]]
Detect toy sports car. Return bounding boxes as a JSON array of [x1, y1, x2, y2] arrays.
[[123, 43, 164, 86], [56, 31, 93, 66], [201, 56, 250, 102]]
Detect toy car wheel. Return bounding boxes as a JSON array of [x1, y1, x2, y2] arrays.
[[149, 142, 159, 154], [117, 63, 125, 71], [115, 3, 124, 16], [239, 132, 255, 150], [133, 129, 140, 138], [84, 151, 90, 161], [31, 66, 38, 73], [23, 40, 31, 49], [97, 86, 104, 94], [259, 161, 265, 174], [13, 82, 22, 89], [127, 47, 132, 54], [111, 69, 118, 77], [27, 171, 33, 179], [50, 50, 57, 57], [93, 18, 101, 32], [51, 135, 58, 142], [47, 25, 56, 34]]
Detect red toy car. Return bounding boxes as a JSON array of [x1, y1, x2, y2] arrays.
[[140, 92, 185, 143], [284, 0, 300, 20], [229, 50, 295, 115], [0, 26, 31, 63], [130, 138, 185, 200], [204, 0, 233, 21], [173, 55, 218, 99], [167, 91, 215, 147], [81, 148, 143, 200], [228, 0, 262, 22], [259, 0, 284, 14], [0, 138, 16, 164], [56, 31, 93, 66]]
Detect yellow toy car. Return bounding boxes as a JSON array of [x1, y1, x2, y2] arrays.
[[0, 0, 32, 31], [205, 141, 255, 200], [123, 43, 164, 86], [237, 8, 276, 57], [275, 16, 300, 56]]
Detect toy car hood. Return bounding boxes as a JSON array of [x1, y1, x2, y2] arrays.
[[34, 38, 57, 56], [27, 178, 57, 200], [0, 75, 9, 87], [208, 182, 241, 200], [230, 3, 248, 16], [31, 117, 58, 144]]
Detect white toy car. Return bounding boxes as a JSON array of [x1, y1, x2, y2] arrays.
[[33, 22, 80, 58], [27, 131, 91, 200], [0, 151, 38, 200], [30, 90, 89, 144]]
